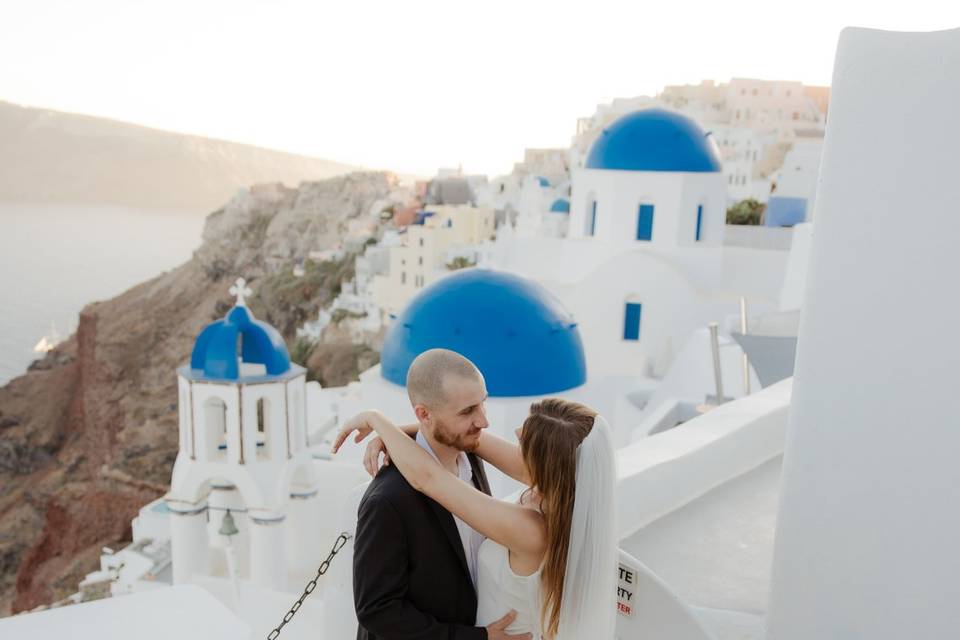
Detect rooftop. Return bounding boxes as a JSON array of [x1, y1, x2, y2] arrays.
[[622, 455, 783, 639]]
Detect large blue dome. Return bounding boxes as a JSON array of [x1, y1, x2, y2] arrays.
[[189, 304, 292, 380], [381, 269, 587, 397], [586, 107, 722, 172]]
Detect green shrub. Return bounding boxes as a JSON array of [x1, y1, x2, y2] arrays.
[[726, 198, 765, 225], [446, 256, 476, 271]]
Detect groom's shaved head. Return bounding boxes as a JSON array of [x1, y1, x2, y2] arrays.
[[407, 349, 482, 408]]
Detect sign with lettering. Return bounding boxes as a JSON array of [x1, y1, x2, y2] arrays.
[[617, 562, 635, 618]]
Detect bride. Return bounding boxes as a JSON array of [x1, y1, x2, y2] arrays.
[[335, 397, 618, 639]]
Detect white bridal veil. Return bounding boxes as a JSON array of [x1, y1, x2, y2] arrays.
[[555, 414, 618, 639]]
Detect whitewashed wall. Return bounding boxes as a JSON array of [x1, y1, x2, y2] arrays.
[[569, 169, 726, 256], [776, 223, 813, 311], [767, 26, 960, 640]]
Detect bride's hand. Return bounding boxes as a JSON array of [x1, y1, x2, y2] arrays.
[[332, 411, 380, 454], [362, 436, 392, 477]]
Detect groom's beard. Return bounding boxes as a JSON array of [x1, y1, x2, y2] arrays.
[[432, 418, 481, 453]]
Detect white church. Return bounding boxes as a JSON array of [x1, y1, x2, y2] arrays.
[[483, 106, 802, 423], [164, 277, 323, 592], [3, 25, 960, 640]]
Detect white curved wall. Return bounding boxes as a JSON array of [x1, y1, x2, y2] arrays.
[[767, 26, 960, 640], [617, 379, 790, 537], [777, 223, 813, 311], [616, 549, 714, 640]]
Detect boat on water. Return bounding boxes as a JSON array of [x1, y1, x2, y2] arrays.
[[3, 25, 959, 640], [32, 322, 63, 354]]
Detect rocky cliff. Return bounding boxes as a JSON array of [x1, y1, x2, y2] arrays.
[[0, 171, 408, 615]]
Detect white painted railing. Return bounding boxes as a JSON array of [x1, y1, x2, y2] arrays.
[[617, 378, 791, 539]]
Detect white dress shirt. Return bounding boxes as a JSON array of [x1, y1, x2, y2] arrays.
[[416, 431, 486, 590]]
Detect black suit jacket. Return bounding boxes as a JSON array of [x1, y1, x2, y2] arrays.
[[354, 451, 492, 640]]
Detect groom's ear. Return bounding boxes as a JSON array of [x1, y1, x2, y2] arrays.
[[413, 404, 430, 423]]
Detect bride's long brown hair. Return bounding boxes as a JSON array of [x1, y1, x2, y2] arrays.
[[518, 397, 597, 639]]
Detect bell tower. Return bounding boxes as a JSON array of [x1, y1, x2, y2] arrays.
[[164, 277, 319, 590]]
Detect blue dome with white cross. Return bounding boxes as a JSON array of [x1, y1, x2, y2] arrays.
[[186, 278, 293, 381], [380, 269, 587, 396], [586, 107, 722, 172]]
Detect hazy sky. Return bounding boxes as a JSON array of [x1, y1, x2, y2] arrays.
[[3, 1, 958, 176]]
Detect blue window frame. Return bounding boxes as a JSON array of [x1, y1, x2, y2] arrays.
[[623, 302, 642, 341], [695, 205, 704, 241], [586, 201, 597, 236], [636, 204, 654, 241]]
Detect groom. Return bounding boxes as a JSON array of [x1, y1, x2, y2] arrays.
[[351, 349, 529, 640]]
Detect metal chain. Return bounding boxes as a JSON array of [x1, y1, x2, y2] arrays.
[[266, 531, 352, 640]]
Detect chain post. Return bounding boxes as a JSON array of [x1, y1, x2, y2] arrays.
[[266, 531, 351, 640]]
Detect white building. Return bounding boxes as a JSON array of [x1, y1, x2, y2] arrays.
[[512, 174, 571, 238], [164, 278, 321, 592], [574, 78, 829, 207], [483, 107, 790, 388], [765, 132, 824, 226], [710, 125, 784, 203]]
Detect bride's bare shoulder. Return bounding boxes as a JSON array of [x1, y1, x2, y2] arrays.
[[515, 491, 547, 541]]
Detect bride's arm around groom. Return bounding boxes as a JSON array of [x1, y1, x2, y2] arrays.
[[341, 410, 550, 578]]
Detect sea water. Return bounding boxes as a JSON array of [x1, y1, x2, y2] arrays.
[[0, 203, 208, 385]]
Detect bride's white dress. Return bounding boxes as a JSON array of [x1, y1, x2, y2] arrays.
[[475, 537, 542, 638], [474, 415, 618, 640]]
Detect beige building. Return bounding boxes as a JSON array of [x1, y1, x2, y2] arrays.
[[371, 205, 495, 315], [662, 78, 828, 204], [722, 78, 826, 128]]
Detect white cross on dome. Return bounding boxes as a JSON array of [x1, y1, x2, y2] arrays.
[[229, 277, 253, 307]]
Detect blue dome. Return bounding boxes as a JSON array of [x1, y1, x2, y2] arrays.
[[189, 304, 291, 380], [549, 198, 570, 213], [586, 107, 722, 172], [535, 176, 550, 187], [381, 269, 587, 397]]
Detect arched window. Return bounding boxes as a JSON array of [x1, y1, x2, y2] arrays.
[[585, 198, 597, 236], [636, 204, 654, 241], [623, 299, 642, 341], [204, 397, 228, 462], [256, 397, 270, 461]]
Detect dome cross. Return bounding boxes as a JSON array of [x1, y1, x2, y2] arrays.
[[229, 277, 253, 307]]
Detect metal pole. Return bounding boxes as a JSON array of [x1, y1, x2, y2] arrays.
[[709, 322, 725, 404], [740, 297, 751, 394]]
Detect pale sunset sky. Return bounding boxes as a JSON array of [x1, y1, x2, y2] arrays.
[[2, 0, 958, 176]]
